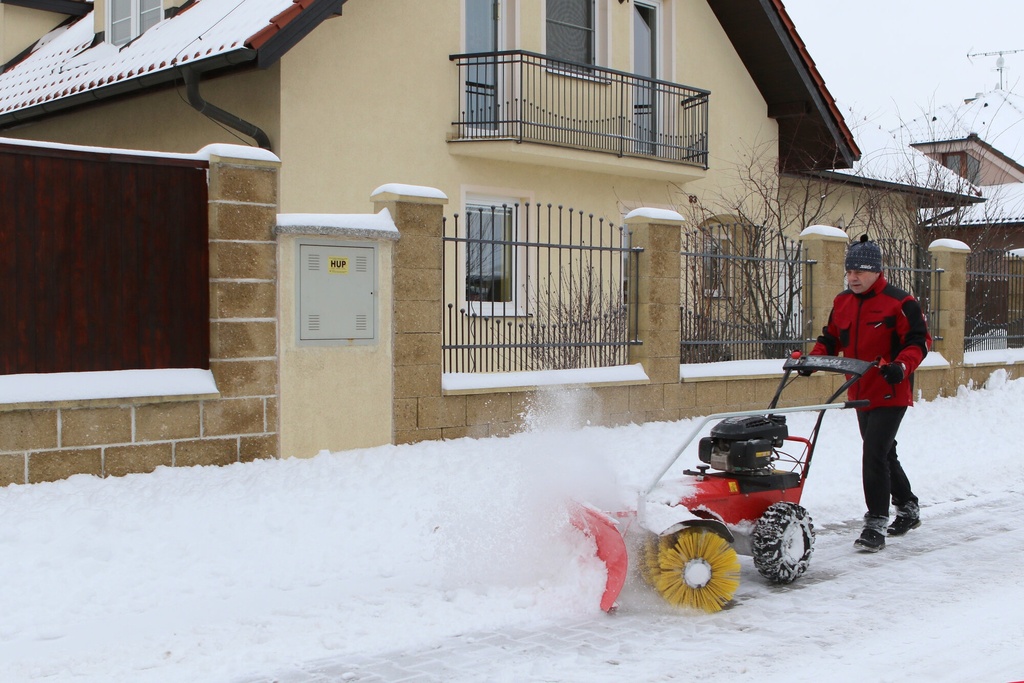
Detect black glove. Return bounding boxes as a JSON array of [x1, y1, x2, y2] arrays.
[[880, 362, 905, 385], [797, 368, 814, 377]]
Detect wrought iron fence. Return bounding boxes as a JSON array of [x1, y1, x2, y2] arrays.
[[679, 226, 813, 362], [449, 50, 710, 167], [877, 238, 941, 338], [965, 249, 1024, 351], [442, 203, 642, 373]]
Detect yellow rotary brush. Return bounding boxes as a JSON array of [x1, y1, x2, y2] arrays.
[[646, 528, 740, 613]]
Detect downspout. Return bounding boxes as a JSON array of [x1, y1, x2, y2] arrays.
[[181, 67, 272, 151]]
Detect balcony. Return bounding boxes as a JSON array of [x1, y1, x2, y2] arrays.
[[448, 51, 709, 180]]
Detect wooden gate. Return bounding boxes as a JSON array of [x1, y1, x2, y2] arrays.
[[0, 142, 210, 374]]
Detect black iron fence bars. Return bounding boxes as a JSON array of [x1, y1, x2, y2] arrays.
[[442, 203, 643, 374], [679, 228, 814, 363], [449, 50, 710, 168], [965, 249, 1024, 351]]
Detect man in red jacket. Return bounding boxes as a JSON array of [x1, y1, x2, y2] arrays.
[[810, 235, 931, 552]]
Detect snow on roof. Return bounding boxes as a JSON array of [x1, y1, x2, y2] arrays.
[[829, 112, 978, 197], [0, 0, 309, 118], [896, 89, 1024, 164], [934, 181, 1024, 226]]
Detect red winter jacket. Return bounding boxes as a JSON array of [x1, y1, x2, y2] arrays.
[[810, 274, 931, 409]]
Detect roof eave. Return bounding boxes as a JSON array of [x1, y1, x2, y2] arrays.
[[251, 0, 347, 68], [0, 49, 257, 130], [707, 0, 860, 172], [794, 169, 986, 209]]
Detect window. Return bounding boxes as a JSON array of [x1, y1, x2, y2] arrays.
[[464, 199, 521, 315], [700, 225, 733, 298], [546, 0, 595, 65], [941, 151, 981, 184], [109, 0, 162, 46]]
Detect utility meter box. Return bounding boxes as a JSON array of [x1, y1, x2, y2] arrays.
[[297, 241, 377, 345]]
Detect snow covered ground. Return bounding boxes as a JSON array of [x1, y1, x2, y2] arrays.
[[2, 370, 1023, 682]]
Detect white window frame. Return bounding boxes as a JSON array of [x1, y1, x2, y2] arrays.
[[108, 0, 163, 46], [462, 192, 530, 317]]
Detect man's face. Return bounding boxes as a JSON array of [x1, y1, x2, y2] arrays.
[[846, 269, 881, 294]]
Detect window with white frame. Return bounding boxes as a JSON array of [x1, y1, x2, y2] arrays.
[[546, 0, 595, 65], [109, 0, 163, 46], [464, 197, 522, 315]]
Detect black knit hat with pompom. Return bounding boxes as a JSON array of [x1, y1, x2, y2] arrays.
[[845, 234, 883, 273]]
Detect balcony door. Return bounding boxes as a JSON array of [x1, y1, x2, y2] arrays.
[[633, 1, 659, 154], [465, 0, 502, 130]]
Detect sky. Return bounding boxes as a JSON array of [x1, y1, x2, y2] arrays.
[[2, 363, 1023, 682], [783, 0, 1024, 129]]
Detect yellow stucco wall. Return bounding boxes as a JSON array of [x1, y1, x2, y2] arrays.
[[276, 234, 395, 458], [0, 4, 65, 65], [275, 0, 778, 222]]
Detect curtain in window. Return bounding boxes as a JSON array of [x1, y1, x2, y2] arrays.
[[547, 0, 594, 65], [110, 0, 133, 45], [466, 205, 514, 303], [140, 0, 162, 34]]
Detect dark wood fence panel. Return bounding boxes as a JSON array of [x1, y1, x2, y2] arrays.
[[0, 144, 209, 375]]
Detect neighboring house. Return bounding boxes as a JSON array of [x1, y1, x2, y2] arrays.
[[896, 89, 1024, 251]]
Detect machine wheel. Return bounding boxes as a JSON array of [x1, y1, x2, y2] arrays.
[[752, 502, 814, 584], [643, 528, 740, 613]]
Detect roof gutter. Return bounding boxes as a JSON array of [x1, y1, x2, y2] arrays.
[[181, 65, 271, 151]]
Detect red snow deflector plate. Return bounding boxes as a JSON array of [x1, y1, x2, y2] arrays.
[[570, 504, 628, 612]]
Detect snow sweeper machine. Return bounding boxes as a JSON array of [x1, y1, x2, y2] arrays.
[[572, 353, 876, 613]]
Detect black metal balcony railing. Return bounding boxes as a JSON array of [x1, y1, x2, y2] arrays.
[[450, 50, 709, 168]]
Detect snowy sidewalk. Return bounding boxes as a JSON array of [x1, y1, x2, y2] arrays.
[[234, 616, 656, 683], [236, 490, 1024, 683]]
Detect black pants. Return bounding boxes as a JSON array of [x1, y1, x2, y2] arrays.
[[857, 407, 918, 519]]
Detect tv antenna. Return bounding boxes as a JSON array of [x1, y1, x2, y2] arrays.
[[968, 49, 1024, 90]]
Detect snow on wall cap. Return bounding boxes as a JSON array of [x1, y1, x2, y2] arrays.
[[197, 144, 279, 164], [1011, 248, 1024, 258], [800, 225, 848, 239], [928, 238, 971, 252], [370, 183, 448, 204], [624, 207, 685, 223], [276, 208, 398, 239]]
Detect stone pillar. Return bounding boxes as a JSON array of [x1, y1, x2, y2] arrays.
[[371, 184, 448, 445], [624, 210, 683, 420], [206, 151, 282, 463], [798, 226, 849, 350], [929, 239, 971, 377]]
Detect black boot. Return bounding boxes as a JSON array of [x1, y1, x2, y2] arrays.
[[887, 501, 921, 536], [854, 515, 887, 552]]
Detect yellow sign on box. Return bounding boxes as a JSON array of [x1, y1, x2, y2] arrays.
[[328, 256, 349, 274]]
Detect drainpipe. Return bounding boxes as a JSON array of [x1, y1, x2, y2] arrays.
[[181, 67, 272, 151]]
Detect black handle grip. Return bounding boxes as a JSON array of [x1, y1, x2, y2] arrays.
[[844, 399, 870, 409]]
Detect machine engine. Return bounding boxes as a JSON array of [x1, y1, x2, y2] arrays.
[[698, 414, 788, 473]]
